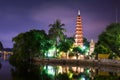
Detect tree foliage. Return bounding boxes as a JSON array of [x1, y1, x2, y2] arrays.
[[48, 19, 66, 56], [58, 37, 74, 53], [48, 19, 66, 43], [73, 38, 89, 54], [83, 38, 89, 48], [9, 29, 52, 67], [95, 23, 120, 57]]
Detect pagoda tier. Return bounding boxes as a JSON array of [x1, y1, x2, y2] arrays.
[[74, 10, 83, 47]]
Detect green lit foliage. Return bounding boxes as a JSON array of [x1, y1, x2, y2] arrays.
[[73, 38, 89, 54], [73, 46, 83, 54], [83, 38, 90, 54], [73, 45, 89, 55], [9, 29, 52, 67], [83, 38, 89, 48], [72, 38, 89, 58], [72, 46, 83, 59], [95, 23, 120, 57], [58, 37, 74, 57]]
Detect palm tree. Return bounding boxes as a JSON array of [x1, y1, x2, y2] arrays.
[[48, 19, 66, 57]]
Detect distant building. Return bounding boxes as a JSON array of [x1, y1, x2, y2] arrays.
[[89, 39, 95, 55], [74, 10, 95, 59], [0, 48, 13, 60]]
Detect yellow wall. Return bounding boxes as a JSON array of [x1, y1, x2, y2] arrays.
[[98, 54, 120, 60], [98, 54, 109, 59]]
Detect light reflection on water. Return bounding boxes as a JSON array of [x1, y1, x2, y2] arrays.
[[39, 64, 120, 80], [0, 58, 120, 80]]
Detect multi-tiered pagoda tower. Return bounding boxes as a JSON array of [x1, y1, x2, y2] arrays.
[[74, 10, 83, 47]]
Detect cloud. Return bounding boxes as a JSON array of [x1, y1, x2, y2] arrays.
[[30, 5, 77, 35], [30, 6, 74, 22]]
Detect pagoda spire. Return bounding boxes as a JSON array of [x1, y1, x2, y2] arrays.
[[78, 10, 80, 15]]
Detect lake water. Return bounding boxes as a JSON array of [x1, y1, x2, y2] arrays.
[[0, 58, 120, 80]]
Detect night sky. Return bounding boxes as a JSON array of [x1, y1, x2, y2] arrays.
[[0, 0, 120, 48]]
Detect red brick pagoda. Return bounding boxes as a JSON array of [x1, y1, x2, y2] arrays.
[[74, 10, 83, 47]]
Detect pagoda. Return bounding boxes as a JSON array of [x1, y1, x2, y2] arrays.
[[74, 10, 83, 47]]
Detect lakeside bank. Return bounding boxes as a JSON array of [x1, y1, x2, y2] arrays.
[[33, 58, 120, 68]]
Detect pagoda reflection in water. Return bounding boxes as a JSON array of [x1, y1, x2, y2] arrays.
[[39, 64, 120, 80]]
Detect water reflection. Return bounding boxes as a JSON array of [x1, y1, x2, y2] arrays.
[[40, 65, 95, 80], [11, 63, 40, 80], [40, 64, 120, 80], [1, 54, 120, 80], [7, 62, 120, 80]]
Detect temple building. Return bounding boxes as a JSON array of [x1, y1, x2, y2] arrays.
[[74, 10, 95, 59], [74, 10, 83, 47]]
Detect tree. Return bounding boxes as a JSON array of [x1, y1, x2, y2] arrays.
[[9, 29, 52, 67], [73, 46, 85, 59], [83, 38, 89, 48], [0, 41, 3, 51], [72, 38, 89, 59], [48, 19, 66, 56], [58, 37, 74, 59], [94, 43, 111, 54], [96, 23, 120, 57]]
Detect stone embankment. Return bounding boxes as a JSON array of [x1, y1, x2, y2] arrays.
[[33, 58, 120, 68]]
